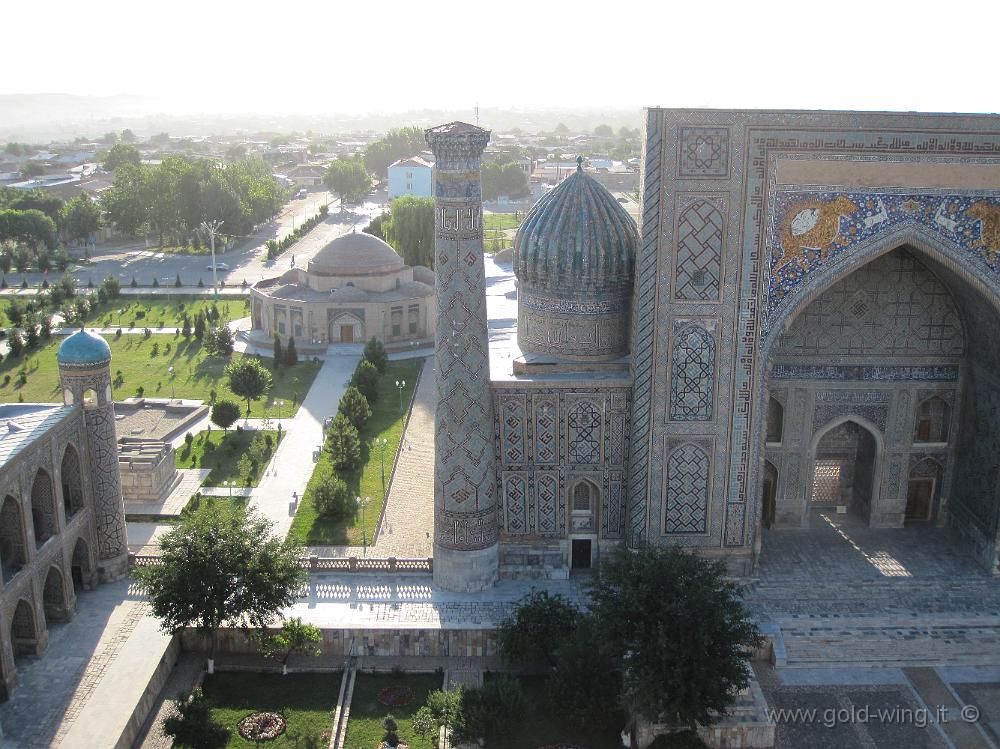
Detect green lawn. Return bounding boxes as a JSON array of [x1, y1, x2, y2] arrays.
[[344, 672, 441, 749], [80, 295, 249, 329], [176, 429, 283, 486], [0, 334, 320, 418], [201, 672, 342, 748], [287, 359, 423, 547], [483, 212, 523, 231], [482, 674, 623, 749], [181, 493, 249, 518]]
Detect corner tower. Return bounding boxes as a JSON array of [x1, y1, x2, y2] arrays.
[[425, 122, 499, 591], [58, 330, 128, 581]]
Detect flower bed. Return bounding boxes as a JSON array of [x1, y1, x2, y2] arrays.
[[238, 711, 287, 742], [378, 685, 415, 707]]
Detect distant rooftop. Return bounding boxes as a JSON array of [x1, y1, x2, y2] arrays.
[[389, 156, 433, 170], [0, 404, 75, 470]]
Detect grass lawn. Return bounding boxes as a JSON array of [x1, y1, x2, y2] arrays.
[[287, 359, 423, 547], [0, 334, 320, 418], [483, 212, 523, 231], [176, 429, 283, 486], [80, 294, 249, 329], [201, 671, 342, 748], [344, 672, 441, 749], [482, 674, 623, 749], [181, 493, 249, 518]]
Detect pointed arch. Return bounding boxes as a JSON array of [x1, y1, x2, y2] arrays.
[[61, 443, 84, 518], [42, 566, 70, 623], [30, 468, 57, 547], [0, 495, 26, 583], [11, 599, 38, 658], [71, 536, 93, 592], [571, 477, 599, 513]]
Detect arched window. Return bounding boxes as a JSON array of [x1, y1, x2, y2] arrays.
[[31, 468, 57, 547], [82, 388, 97, 408], [572, 481, 594, 512], [766, 397, 784, 444], [0, 495, 26, 582], [914, 397, 951, 443], [61, 444, 84, 518]]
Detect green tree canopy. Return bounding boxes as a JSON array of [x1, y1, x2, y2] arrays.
[[588, 546, 762, 727], [497, 590, 580, 668], [0, 209, 58, 248], [350, 359, 380, 403], [594, 124, 614, 137], [362, 336, 388, 373], [363, 126, 425, 177], [210, 399, 241, 431], [338, 385, 371, 429], [0, 186, 63, 222], [225, 357, 273, 415], [481, 161, 529, 201], [255, 616, 322, 673], [61, 193, 103, 243], [324, 157, 372, 204], [103, 162, 149, 236], [133, 503, 305, 665], [102, 143, 142, 172], [383, 196, 435, 268], [325, 413, 361, 471]]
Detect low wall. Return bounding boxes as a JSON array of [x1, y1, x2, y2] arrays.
[[182, 626, 500, 659]]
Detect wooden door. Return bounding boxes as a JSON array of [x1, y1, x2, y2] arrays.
[[340, 325, 354, 343], [905, 478, 934, 522]]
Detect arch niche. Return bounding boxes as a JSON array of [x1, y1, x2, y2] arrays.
[[753, 227, 1000, 573], [71, 536, 94, 592], [10, 599, 40, 660], [61, 444, 84, 519], [0, 495, 27, 583], [42, 565, 71, 623], [30, 468, 57, 547]]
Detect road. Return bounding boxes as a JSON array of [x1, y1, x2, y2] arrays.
[[31, 188, 389, 291]]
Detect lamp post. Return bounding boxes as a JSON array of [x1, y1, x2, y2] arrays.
[[377, 437, 388, 498], [117, 308, 123, 327], [224, 480, 232, 498], [357, 495, 370, 554], [167, 366, 175, 400], [395, 380, 406, 412], [277, 400, 283, 431], [200, 219, 224, 299]]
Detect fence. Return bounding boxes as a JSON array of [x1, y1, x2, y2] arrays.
[[129, 553, 433, 573]]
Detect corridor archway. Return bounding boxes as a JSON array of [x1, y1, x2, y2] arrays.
[[809, 418, 880, 524]]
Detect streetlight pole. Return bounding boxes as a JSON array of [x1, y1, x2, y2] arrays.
[[395, 380, 406, 412], [277, 400, 283, 431], [168, 366, 175, 400], [200, 219, 224, 299], [357, 495, 370, 554]]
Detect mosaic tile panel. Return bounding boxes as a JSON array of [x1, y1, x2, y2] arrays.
[[675, 198, 724, 301], [536, 472, 558, 536], [500, 398, 526, 466], [664, 443, 710, 534], [567, 401, 602, 464], [502, 472, 527, 534], [670, 324, 715, 421], [678, 127, 730, 178]]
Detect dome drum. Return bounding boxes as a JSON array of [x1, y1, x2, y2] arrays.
[[518, 289, 632, 361]]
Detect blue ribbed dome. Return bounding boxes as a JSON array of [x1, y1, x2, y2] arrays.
[[514, 161, 637, 296], [58, 330, 111, 367]]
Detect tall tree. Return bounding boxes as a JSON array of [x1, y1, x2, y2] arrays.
[[103, 162, 149, 236], [383, 196, 435, 268], [134, 503, 305, 672], [225, 357, 273, 415], [324, 157, 372, 204], [363, 126, 426, 177], [0, 209, 58, 248], [102, 143, 142, 172], [61, 193, 103, 244], [210, 399, 241, 431]]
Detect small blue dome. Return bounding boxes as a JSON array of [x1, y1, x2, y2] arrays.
[[514, 159, 638, 297], [58, 330, 112, 367]]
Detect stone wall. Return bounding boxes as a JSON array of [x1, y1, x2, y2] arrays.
[[118, 439, 180, 503]]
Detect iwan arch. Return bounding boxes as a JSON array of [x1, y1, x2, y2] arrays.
[[426, 112, 1000, 591]]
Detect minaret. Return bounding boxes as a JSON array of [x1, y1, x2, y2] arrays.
[[425, 122, 499, 591], [57, 330, 128, 581]]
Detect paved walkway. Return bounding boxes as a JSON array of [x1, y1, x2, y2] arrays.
[[310, 356, 435, 558], [133, 652, 203, 749], [248, 349, 361, 538]]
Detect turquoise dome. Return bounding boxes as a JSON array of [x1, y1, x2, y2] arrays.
[[58, 330, 112, 367], [514, 159, 638, 297]]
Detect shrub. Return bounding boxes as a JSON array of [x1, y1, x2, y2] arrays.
[[325, 413, 361, 471], [455, 676, 527, 744], [7, 330, 23, 357], [351, 359, 379, 403], [152, 277, 159, 288], [197, 277, 204, 288], [174, 273, 182, 288], [130, 275, 137, 288], [313, 475, 352, 519], [272, 334, 283, 366], [363, 337, 388, 373], [338, 386, 371, 429], [284, 336, 297, 366], [498, 590, 579, 668], [162, 688, 229, 749], [647, 733, 709, 749], [204, 325, 234, 356]]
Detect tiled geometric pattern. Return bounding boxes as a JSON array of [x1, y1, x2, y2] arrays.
[[664, 443, 710, 533], [567, 401, 601, 464], [533, 400, 558, 464], [500, 399, 526, 466], [670, 324, 715, 421], [536, 473, 558, 535], [678, 127, 730, 178], [675, 199, 724, 300], [503, 473, 527, 534]]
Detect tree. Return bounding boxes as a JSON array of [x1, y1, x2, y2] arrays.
[[420, 690, 462, 743], [338, 386, 371, 429], [548, 620, 622, 731], [588, 546, 763, 728], [323, 157, 372, 204], [481, 161, 529, 202], [102, 143, 142, 172], [272, 334, 283, 366], [363, 336, 388, 373], [204, 324, 234, 356], [312, 474, 352, 519], [162, 688, 229, 749], [350, 359, 380, 403], [382, 196, 434, 268], [225, 357, 272, 415], [101, 273, 121, 299], [120, 128, 137, 144], [181, 314, 192, 338], [594, 124, 614, 137], [498, 590, 579, 669], [0, 209, 58, 248], [554, 123, 570, 135], [325, 413, 361, 471], [7, 330, 23, 357], [255, 616, 322, 675], [284, 336, 297, 366], [103, 162, 148, 236], [363, 126, 426, 177], [454, 677, 527, 745], [0, 186, 63, 222], [210, 399, 241, 431], [61, 193, 103, 244], [133, 503, 305, 671], [193, 311, 206, 339]]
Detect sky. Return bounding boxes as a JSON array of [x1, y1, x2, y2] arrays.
[[3, 0, 998, 116]]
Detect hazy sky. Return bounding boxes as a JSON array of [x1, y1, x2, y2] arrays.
[[4, 0, 997, 115]]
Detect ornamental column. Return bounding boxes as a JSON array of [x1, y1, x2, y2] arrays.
[[425, 122, 499, 591]]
